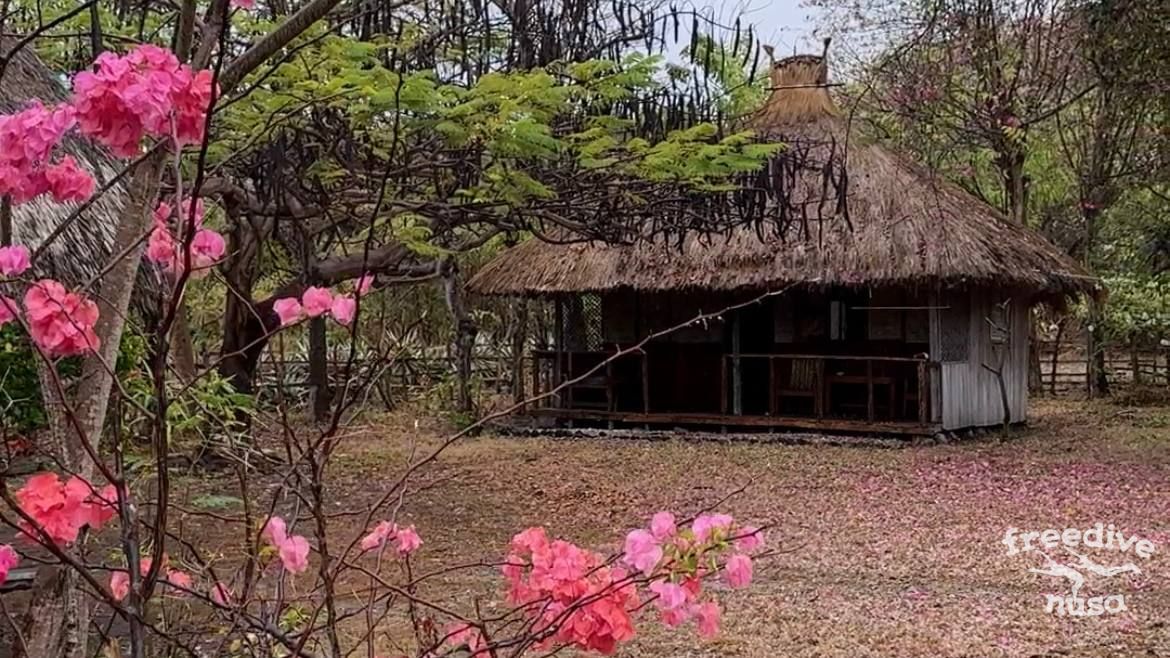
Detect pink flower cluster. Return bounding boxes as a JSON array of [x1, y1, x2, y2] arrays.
[[262, 516, 310, 574], [72, 45, 214, 157], [273, 275, 373, 328], [502, 526, 638, 655], [359, 520, 422, 555], [0, 102, 94, 203], [22, 279, 101, 357], [0, 249, 102, 358], [109, 554, 193, 601], [0, 545, 18, 586], [0, 245, 30, 276], [15, 473, 116, 545], [146, 200, 226, 277], [621, 512, 763, 638]]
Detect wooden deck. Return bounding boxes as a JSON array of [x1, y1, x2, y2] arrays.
[[529, 408, 941, 436], [530, 349, 939, 435]]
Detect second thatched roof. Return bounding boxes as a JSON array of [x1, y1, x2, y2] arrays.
[[468, 53, 1096, 300]]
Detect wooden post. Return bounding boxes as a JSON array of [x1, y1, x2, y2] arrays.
[[1131, 335, 1142, 384], [512, 299, 527, 405], [641, 353, 649, 413], [606, 359, 614, 412], [567, 350, 574, 410], [814, 358, 825, 418], [720, 356, 728, 414], [917, 359, 928, 423], [768, 357, 776, 416], [553, 298, 564, 408], [731, 312, 742, 415], [866, 359, 874, 421], [532, 353, 541, 409]]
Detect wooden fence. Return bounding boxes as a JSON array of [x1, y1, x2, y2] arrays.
[[1038, 343, 1170, 395], [252, 341, 1170, 408], [253, 355, 516, 407]]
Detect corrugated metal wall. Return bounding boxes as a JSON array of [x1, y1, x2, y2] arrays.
[[934, 289, 1029, 430]]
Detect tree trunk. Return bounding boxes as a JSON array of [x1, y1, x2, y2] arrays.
[[308, 316, 332, 422], [170, 302, 198, 383], [1028, 316, 1043, 394], [20, 148, 166, 658], [1087, 311, 1110, 396], [511, 299, 527, 405], [442, 264, 477, 414], [218, 298, 270, 395]]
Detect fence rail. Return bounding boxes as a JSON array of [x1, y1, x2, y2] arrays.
[[252, 355, 517, 407], [249, 342, 1170, 408], [1038, 343, 1170, 394]]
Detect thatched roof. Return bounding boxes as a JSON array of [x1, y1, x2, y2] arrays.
[[468, 52, 1097, 300], [1, 44, 146, 294]]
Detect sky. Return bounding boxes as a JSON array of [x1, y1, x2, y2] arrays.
[[699, 0, 824, 56]]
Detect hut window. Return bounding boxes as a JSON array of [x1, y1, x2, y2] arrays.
[[938, 295, 970, 362], [562, 294, 604, 351], [989, 299, 1011, 346]]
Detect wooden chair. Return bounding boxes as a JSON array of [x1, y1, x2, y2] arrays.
[[776, 358, 820, 414]]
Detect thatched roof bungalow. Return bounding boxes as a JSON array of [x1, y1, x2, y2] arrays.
[[469, 52, 1097, 434]]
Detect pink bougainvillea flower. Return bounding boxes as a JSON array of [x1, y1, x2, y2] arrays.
[[301, 287, 333, 317], [622, 529, 662, 576], [649, 580, 687, 611], [22, 279, 101, 357], [691, 513, 734, 544], [694, 601, 721, 638], [43, 155, 94, 203], [146, 199, 224, 276], [231, 0, 256, 8], [261, 516, 288, 546], [262, 516, 310, 573], [0, 296, 18, 328], [0, 102, 83, 204], [166, 569, 193, 592], [724, 554, 752, 588], [735, 525, 764, 552], [171, 69, 214, 146], [278, 535, 310, 573], [360, 520, 396, 551], [504, 527, 638, 653], [330, 295, 356, 326], [354, 273, 374, 296], [15, 473, 116, 544], [393, 524, 421, 555], [0, 545, 19, 586], [650, 511, 676, 540], [210, 581, 232, 606], [72, 45, 215, 156], [510, 526, 549, 554], [273, 298, 303, 327], [660, 606, 690, 628], [109, 570, 130, 601], [0, 245, 31, 276], [146, 224, 176, 266], [187, 228, 226, 274]]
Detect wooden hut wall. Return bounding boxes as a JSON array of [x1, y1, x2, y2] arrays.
[[602, 291, 725, 344], [933, 288, 1029, 429]]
